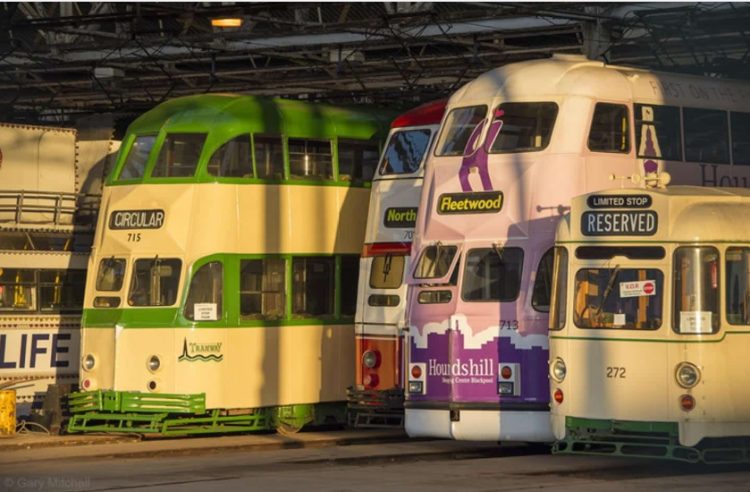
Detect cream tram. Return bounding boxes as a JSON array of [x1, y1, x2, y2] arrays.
[[550, 176, 750, 462], [67, 94, 390, 435]]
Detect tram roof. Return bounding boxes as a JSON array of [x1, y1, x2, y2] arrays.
[[558, 185, 750, 245], [449, 55, 750, 111], [126, 93, 392, 140]]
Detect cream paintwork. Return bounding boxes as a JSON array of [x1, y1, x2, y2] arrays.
[[81, 181, 366, 409], [86, 183, 369, 309], [95, 324, 354, 409], [0, 123, 77, 194], [551, 185, 750, 447]]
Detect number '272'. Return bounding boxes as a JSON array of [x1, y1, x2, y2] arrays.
[[606, 366, 626, 378]]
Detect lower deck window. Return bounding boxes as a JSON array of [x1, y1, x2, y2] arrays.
[[369, 254, 405, 289], [293, 257, 334, 316], [0, 268, 85, 313], [240, 258, 285, 320], [726, 247, 750, 324], [574, 267, 663, 330], [128, 258, 181, 306], [461, 247, 523, 302], [184, 262, 223, 321], [673, 247, 719, 334], [340, 256, 359, 316]]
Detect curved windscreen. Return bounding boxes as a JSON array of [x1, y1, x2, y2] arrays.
[[380, 129, 431, 175], [574, 267, 664, 330], [119, 135, 155, 180], [436, 106, 486, 156], [489, 102, 557, 153]]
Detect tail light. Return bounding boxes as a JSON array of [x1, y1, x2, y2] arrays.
[[411, 365, 422, 378], [363, 373, 380, 388], [501, 365, 512, 379], [680, 394, 695, 411], [553, 388, 564, 404]]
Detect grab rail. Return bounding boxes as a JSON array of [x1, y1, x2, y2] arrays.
[[0, 190, 101, 227]]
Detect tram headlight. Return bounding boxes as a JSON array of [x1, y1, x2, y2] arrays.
[[551, 358, 567, 383], [362, 350, 381, 369], [83, 354, 96, 372], [148, 355, 161, 373], [675, 362, 701, 389]]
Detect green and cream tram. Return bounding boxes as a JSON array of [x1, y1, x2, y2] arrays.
[[550, 177, 750, 463], [67, 94, 390, 435]]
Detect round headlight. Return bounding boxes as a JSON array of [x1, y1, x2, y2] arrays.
[[676, 362, 700, 388], [551, 358, 567, 383], [362, 350, 380, 369], [83, 354, 96, 371], [148, 355, 161, 372]]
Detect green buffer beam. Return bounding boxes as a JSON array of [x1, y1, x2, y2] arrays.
[[67, 390, 345, 436], [553, 417, 750, 464]]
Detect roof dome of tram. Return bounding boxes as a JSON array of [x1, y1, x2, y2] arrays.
[[124, 93, 391, 140]]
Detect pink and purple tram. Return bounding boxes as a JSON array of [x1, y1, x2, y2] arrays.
[[403, 54, 750, 441]]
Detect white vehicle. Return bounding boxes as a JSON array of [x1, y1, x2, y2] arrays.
[[550, 176, 750, 463], [349, 100, 446, 427], [0, 122, 117, 415]]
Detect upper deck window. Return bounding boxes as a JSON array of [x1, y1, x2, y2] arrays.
[[119, 135, 156, 180], [414, 245, 458, 280], [635, 104, 682, 162], [673, 246, 720, 334], [128, 258, 181, 306], [151, 134, 207, 178], [338, 139, 379, 183], [588, 103, 630, 154], [207, 134, 252, 178], [289, 139, 333, 180], [461, 247, 523, 302], [574, 267, 663, 330], [726, 247, 750, 324], [731, 111, 750, 165], [254, 135, 284, 180], [380, 129, 431, 175], [684, 108, 728, 164], [436, 106, 487, 156], [489, 103, 557, 153]]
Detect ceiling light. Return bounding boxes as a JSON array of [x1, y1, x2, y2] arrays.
[[211, 18, 243, 28]]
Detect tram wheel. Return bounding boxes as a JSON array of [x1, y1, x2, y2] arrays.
[[276, 420, 304, 435]]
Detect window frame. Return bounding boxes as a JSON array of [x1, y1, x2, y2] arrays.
[[587, 102, 631, 154]]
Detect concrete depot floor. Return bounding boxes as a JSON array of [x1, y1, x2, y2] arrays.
[[0, 427, 410, 465]]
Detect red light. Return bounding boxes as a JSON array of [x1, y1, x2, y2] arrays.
[[553, 389, 564, 404], [391, 99, 447, 128], [411, 365, 422, 379], [363, 373, 380, 388], [362, 242, 411, 257], [501, 366, 512, 379], [680, 394, 695, 411], [82, 379, 91, 390]]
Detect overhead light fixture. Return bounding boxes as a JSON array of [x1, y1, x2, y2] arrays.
[[211, 18, 243, 28]]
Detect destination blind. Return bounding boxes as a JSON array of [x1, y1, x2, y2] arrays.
[[581, 211, 658, 236]]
